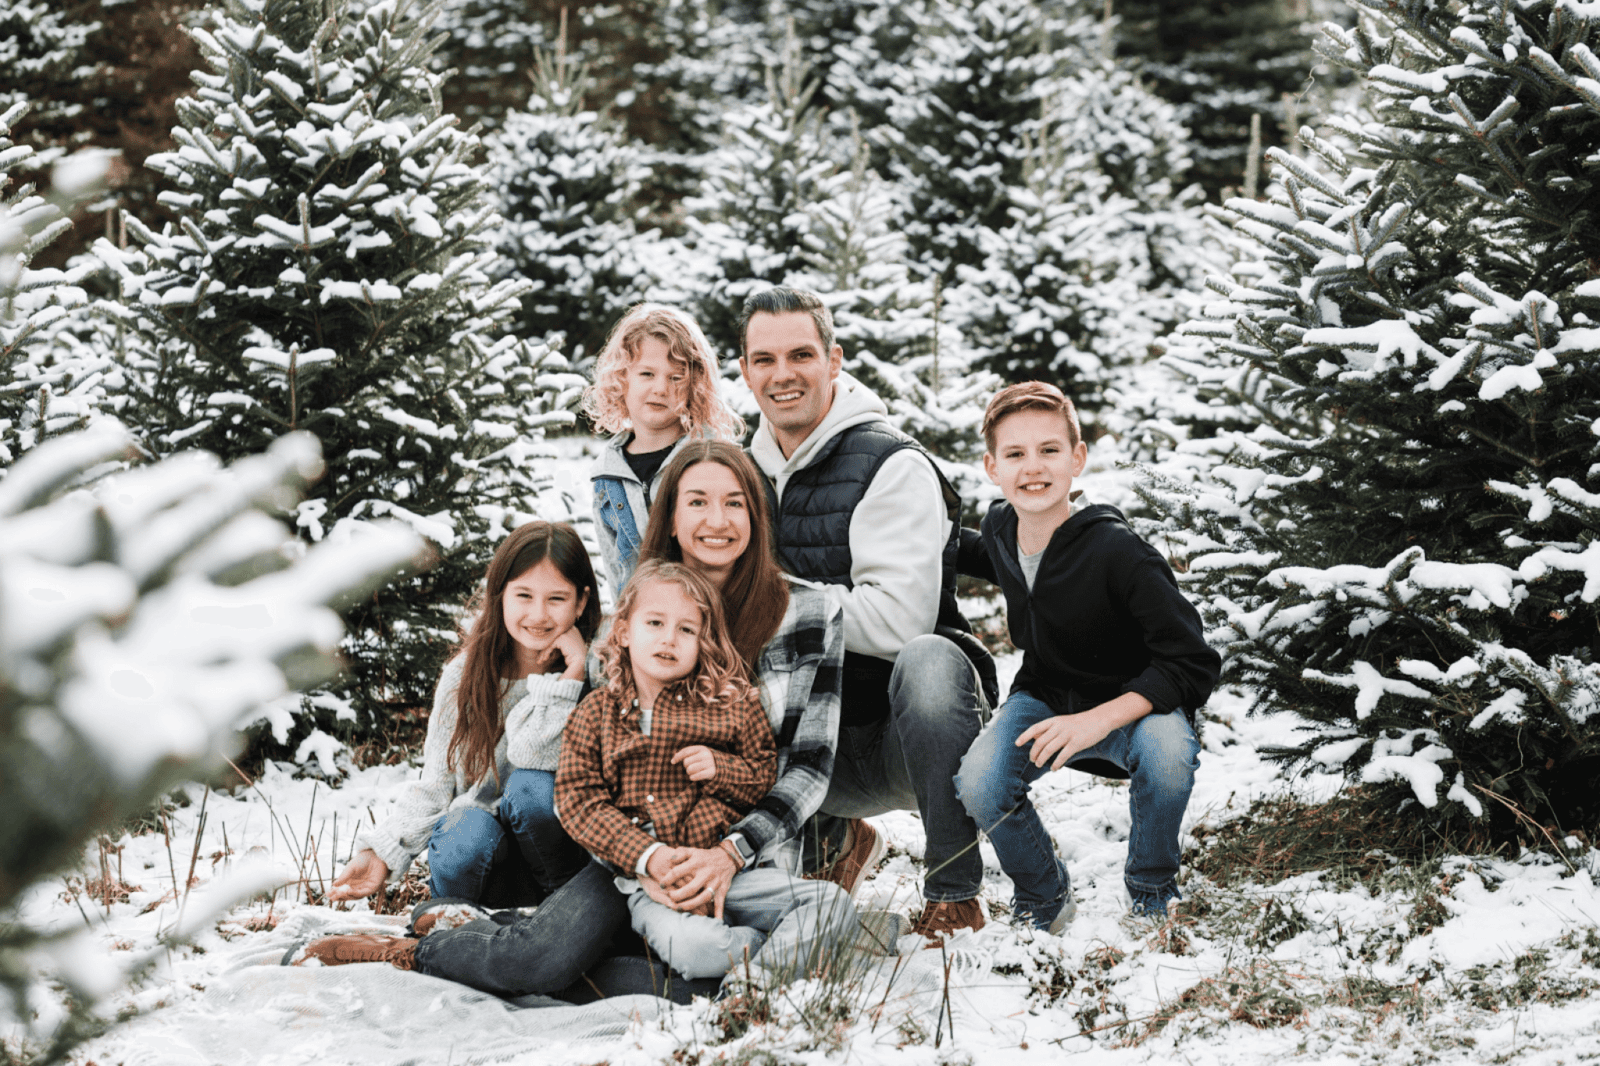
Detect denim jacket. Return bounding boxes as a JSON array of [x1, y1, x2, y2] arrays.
[[591, 432, 695, 597]]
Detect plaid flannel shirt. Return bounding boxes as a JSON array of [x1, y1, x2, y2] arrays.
[[556, 677, 777, 873], [727, 578, 843, 862]]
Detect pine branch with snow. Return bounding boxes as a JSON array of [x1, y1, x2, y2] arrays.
[[0, 427, 420, 1058]]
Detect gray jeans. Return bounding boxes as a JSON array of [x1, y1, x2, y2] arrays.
[[627, 867, 859, 981], [812, 633, 989, 902]]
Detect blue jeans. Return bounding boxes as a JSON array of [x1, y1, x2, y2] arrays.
[[818, 634, 989, 902], [627, 868, 859, 981], [427, 769, 588, 904], [955, 691, 1200, 923]]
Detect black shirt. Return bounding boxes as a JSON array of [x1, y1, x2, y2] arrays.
[[623, 440, 676, 501]]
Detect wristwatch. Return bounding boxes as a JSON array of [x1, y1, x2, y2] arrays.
[[724, 832, 756, 868]]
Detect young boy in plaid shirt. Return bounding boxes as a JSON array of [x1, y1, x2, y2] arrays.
[[556, 560, 860, 982]]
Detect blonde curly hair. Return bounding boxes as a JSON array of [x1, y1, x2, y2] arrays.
[[600, 559, 753, 708], [581, 304, 745, 440]]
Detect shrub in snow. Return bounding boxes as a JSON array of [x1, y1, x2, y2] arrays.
[[485, 42, 653, 364], [946, 56, 1211, 426], [1112, 0, 1322, 199], [878, 0, 1097, 285], [797, 124, 998, 465], [1138, 0, 1600, 835], [0, 427, 418, 1055], [0, 100, 118, 465], [93, 0, 585, 751], [669, 23, 835, 362], [0, 0, 100, 165]]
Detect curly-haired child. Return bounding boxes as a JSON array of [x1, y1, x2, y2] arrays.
[[583, 305, 744, 597]]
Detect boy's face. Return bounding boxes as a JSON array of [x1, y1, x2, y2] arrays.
[[625, 336, 687, 441], [620, 579, 701, 693], [984, 408, 1088, 522]]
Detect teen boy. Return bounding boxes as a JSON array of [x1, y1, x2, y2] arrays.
[[955, 382, 1221, 930]]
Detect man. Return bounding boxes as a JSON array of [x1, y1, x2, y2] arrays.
[[739, 286, 994, 943]]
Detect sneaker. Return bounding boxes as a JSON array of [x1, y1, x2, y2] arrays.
[[1016, 893, 1077, 936], [909, 897, 986, 948], [1128, 886, 1181, 921], [292, 934, 418, 970], [807, 818, 886, 899]]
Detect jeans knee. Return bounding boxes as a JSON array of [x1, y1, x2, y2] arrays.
[[500, 770, 560, 831], [956, 725, 1029, 827], [1130, 715, 1200, 796]]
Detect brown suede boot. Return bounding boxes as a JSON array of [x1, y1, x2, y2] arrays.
[[293, 934, 418, 970], [805, 818, 886, 899], [908, 898, 985, 948]]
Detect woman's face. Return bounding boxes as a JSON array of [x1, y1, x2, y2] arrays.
[[501, 559, 587, 670], [670, 460, 751, 585]]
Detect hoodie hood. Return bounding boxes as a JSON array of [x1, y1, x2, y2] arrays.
[[749, 370, 890, 498], [983, 500, 1129, 574]]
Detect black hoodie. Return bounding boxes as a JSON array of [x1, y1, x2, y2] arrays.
[[962, 501, 1220, 735]]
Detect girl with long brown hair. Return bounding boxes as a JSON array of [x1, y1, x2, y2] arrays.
[[328, 521, 602, 907]]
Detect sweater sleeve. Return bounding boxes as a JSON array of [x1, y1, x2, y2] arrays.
[[554, 691, 659, 873], [1118, 555, 1223, 715], [833, 449, 949, 656], [356, 660, 466, 881], [726, 589, 843, 855], [704, 688, 779, 808], [504, 673, 587, 772]]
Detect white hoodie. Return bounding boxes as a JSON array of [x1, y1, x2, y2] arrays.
[[749, 371, 950, 661]]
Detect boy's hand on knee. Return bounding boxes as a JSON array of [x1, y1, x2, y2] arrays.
[[1017, 714, 1109, 770], [671, 745, 717, 782]]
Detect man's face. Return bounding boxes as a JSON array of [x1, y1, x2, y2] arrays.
[[740, 311, 843, 456]]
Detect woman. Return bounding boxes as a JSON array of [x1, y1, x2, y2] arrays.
[[366, 442, 846, 999]]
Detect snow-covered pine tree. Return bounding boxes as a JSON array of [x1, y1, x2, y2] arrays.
[[0, 100, 117, 465], [798, 120, 997, 465], [1139, 0, 1600, 835], [631, 0, 770, 155], [671, 21, 835, 361], [948, 54, 1209, 428], [0, 0, 100, 165], [486, 38, 652, 363], [879, 0, 1095, 286], [95, 0, 583, 752], [1114, 0, 1320, 198]]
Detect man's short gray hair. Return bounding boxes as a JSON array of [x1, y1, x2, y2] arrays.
[[738, 287, 835, 357]]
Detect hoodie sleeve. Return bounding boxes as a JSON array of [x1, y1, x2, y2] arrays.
[[834, 450, 949, 657], [1118, 555, 1222, 715], [957, 526, 998, 585]]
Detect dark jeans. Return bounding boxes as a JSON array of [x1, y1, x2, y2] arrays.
[[806, 633, 989, 902], [413, 860, 720, 1004]]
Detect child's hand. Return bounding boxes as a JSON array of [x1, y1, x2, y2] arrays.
[[1016, 713, 1112, 770], [671, 745, 717, 781], [551, 626, 588, 680]]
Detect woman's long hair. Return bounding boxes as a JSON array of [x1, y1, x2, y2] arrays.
[[638, 440, 788, 672], [450, 521, 601, 784], [599, 560, 752, 707]]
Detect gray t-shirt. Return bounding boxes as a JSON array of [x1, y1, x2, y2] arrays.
[[1018, 541, 1046, 592]]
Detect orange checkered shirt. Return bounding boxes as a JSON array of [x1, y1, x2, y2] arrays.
[[555, 676, 777, 874]]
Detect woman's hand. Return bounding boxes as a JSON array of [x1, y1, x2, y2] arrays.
[[550, 626, 589, 680], [327, 848, 389, 901], [663, 846, 738, 919]]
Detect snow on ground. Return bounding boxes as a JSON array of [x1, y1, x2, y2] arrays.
[[11, 430, 1600, 1064]]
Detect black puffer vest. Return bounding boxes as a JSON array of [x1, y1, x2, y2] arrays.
[[766, 422, 997, 725]]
